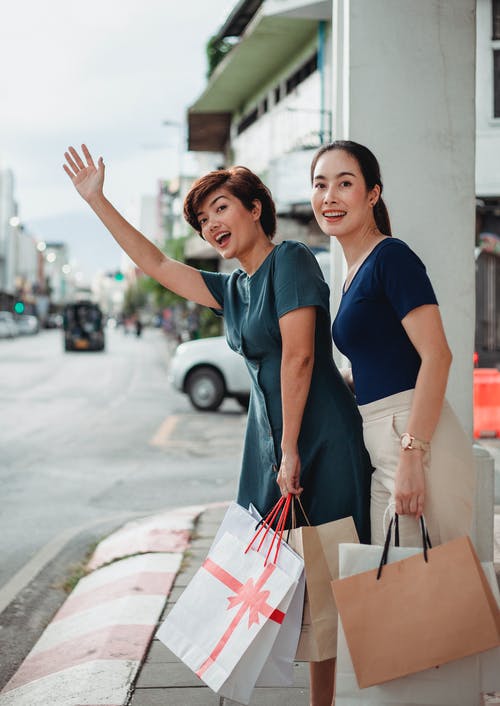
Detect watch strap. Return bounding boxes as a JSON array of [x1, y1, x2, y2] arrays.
[[400, 433, 430, 452]]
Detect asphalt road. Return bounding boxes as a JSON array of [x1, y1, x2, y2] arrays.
[[0, 326, 245, 685]]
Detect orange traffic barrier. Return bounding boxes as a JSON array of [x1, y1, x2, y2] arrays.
[[473, 368, 500, 438]]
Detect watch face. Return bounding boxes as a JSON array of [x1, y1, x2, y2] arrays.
[[400, 433, 411, 449]]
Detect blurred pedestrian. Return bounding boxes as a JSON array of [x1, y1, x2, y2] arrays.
[[64, 144, 373, 706], [310, 140, 475, 547]]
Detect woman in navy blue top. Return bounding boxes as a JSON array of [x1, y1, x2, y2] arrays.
[[310, 141, 475, 547]]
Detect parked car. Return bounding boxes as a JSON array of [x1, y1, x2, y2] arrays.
[[0, 311, 18, 338], [169, 336, 250, 411], [16, 314, 39, 335], [62, 301, 105, 351]]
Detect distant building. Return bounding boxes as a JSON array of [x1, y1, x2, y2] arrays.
[[0, 167, 42, 312], [0, 168, 18, 307], [43, 242, 75, 306], [92, 270, 128, 317]]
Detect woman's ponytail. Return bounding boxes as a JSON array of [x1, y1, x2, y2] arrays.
[[374, 197, 392, 237]]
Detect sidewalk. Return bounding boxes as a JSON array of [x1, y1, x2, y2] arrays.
[[130, 504, 310, 706], [0, 492, 499, 705], [0, 503, 310, 706]]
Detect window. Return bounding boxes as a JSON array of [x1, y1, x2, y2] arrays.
[[274, 85, 282, 105], [236, 107, 258, 135], [494, 50, 500, 118], [493, 0, 500, 40], [285, 53, 318, 95]]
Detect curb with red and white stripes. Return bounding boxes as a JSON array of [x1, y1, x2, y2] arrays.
[[0, 504, 208, 706]]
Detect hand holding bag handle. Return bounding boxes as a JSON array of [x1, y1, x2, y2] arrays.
[[245, 493, 293, 565], [376, 514, 432, 580]]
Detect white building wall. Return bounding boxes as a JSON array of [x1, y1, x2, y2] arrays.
[[332, 0, 476, 433], [15, 227, 38, 285], [476, 0, 500, 196], [140, 195, 160, 244], [0, 169, 17, 294], [44, 244, 70, 305], [233, 72, 322, 173]]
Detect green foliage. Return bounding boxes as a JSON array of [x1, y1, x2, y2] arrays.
[[122, 281, 148, 316], [59, 540, 100, 593], [121, 234, 222, 339], [137, 236, 188, 311], [138, 274, 184, 310], [206, 35, 234, 78], [163, 236, 187, 261], [199, 307, 222, 338]]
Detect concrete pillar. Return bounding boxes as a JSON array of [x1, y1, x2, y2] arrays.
[[330, 0, 493, 559], [331, 0, 476, 433], [472, 445, 495, 561]]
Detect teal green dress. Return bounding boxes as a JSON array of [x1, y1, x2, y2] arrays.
[[201, 241, 372, 542]]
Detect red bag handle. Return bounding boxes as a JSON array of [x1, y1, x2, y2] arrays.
[[245, 494, 292, 565]]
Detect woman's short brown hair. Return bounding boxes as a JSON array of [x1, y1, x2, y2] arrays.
[[183, 166, 277, 239]]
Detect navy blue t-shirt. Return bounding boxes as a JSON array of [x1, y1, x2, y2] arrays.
[[332, 238, 438, 405]]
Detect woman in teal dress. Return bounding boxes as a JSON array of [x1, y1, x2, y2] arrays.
[[63, 144, 372, 706], [200, 241, 371, 533]]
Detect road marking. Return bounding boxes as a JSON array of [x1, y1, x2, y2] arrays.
[[0, 511, 146, 617], [149, 414, 179, 447]]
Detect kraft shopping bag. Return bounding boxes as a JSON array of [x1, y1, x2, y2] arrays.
[[287, 498, 359, 661], [334, 542, 500, 704], [332, 516, 500, 689], [157, 495, 304, 705]]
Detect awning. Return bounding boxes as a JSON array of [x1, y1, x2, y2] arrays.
[[188, 13, 317, 151], [188, 112, 232, 153], [265, 0, 331, 21]]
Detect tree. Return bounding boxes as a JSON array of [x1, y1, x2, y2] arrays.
[[125, 236, 222, 338], [206, 35, 234, 78]]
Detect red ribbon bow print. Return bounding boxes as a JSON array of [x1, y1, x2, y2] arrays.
[[226, 577, 271, 627], [195, 556, 285, 678]]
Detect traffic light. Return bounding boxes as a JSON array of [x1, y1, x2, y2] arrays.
[[115, 272, 124, 281], [14, 301, 25, 314]]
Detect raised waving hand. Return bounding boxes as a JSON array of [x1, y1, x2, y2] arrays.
[[63, 144, 104, 204], [61, 143, 221, 309]]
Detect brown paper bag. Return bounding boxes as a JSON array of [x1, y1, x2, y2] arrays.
[[288, 509, 359, 662], [332, 528, 500, 688]]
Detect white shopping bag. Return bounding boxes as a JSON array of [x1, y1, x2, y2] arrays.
[[247, 503, 305, 685], [157, 501, 304, 705], [210, 502, 305, 687], [335, 542, 500, 705]]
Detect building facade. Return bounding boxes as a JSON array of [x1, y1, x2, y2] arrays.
[[186, 0, 479, 432], [476, 0, 500, 366], [187, 0, 332, 260], [0, 167, 46, 315]]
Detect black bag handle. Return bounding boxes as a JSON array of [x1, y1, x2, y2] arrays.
[[376, 514, 432, 580], [284, 495, 311, 542]]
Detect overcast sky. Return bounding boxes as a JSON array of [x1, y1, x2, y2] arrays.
[[0, 0, 235, 278]]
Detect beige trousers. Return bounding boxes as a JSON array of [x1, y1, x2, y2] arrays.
[[359, 390, 475, 547]]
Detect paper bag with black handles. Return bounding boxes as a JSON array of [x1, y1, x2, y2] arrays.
[[332, 516, 500, 689]]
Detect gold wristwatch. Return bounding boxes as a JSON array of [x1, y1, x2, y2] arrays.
[[400, 432, 430, 452]]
